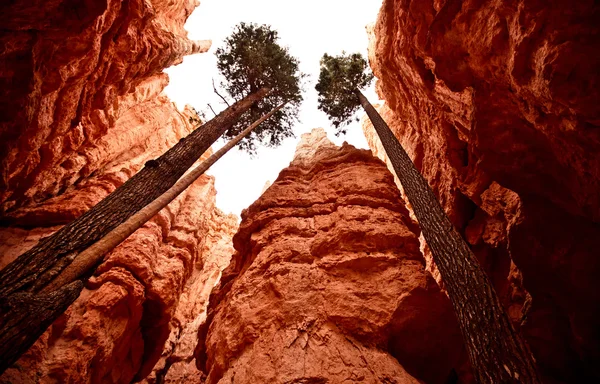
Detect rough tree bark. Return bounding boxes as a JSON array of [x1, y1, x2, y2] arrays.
[[0, 281, 83, 374], [43, 102, 286, 292], [0, 87, 269, 296], [0, 87, 269, 374], [357, 90, 540, 384]]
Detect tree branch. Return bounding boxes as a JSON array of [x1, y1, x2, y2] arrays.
[[207, 103, 217, 117], [212, 79, 230, 107]]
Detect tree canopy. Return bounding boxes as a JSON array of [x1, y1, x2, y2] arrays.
[[216, 22, 305, 153], [315, 52, 374, 134]]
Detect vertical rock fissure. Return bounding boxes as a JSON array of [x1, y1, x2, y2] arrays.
[[357, 89, 540, 384]]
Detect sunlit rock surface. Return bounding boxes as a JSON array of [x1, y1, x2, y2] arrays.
[[364, 1, 600, 382], [196, 129, 462, 384], [2, 0, 599, 382]]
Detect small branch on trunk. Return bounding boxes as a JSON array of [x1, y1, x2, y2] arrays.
[[213, 79, 230, 107], [207, 103, 217, 117]]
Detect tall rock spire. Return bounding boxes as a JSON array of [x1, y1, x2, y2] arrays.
[[196, 129, 462, 384]]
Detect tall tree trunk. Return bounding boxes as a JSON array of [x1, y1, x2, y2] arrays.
[[43, 102, 286, 292], [0, 281, 83, 373], [356, 90, 540, 384], [0, 87, 269, 296], [0, 87, 269, 374]]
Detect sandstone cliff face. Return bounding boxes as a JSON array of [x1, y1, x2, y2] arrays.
[[1, 174, 237, 384], [142, 209, 237, 384], [0, 0, 236, 382], [0, 0, 210, 215], [364, 1, 600, 382], [196, 129, 463, 384]]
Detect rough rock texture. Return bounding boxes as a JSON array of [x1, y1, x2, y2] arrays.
[[142, 210, 237, 384], [196, 129, 462, 384], [1, 173, 237, 384], [0, 0, 238, 382], [0, 0, 210, 216], [364, 1, 600, 382]]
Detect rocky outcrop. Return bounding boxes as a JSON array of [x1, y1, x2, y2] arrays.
[[142, 210, 237, 384], [0, 0, 235, 382], [0, 0, 210, 215], [196, 129, 462, 384], [364, 1, 600, 382], [1, 172, 237, 383]]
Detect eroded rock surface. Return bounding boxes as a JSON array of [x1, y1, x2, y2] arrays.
[[364, 1, 600, 381], [0, 0, 236, 382], [0, 0, 210, 215], [196, 129, 462, 384], [1, 173, 237, 384]]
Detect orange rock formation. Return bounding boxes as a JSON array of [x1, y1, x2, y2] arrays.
[[0, 0, 234, 383], [363, 1, 600, 382], [0, 0, 210, 215], [1, 0, 598, 382], [196, 129, 462, 384]]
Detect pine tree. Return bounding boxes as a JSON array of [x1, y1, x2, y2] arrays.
[[315, 52, 373, 134], [215, 22, 305, 153], [0, 22, 304, 373], [316, 52, 540, 384]]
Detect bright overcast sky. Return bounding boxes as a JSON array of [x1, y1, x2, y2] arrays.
[[165, 0, 383, 216]]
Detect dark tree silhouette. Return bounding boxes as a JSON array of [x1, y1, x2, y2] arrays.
[[316, 52, 540, 384], [216, 22, 305, 153]]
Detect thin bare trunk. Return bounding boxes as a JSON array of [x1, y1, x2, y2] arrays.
[[0, 87, 269, 374], [44, 102, 286, 292], [356, 90, 540, 384]]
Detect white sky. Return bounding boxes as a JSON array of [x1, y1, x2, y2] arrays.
[[165, 0, 383, 216]]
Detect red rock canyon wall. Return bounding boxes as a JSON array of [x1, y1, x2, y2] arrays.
[[1, 0, 599, 382], [0, 0, 234, 383], [363, 1, 600, 382]]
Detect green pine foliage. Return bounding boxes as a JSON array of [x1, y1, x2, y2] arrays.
[[315, 52, 374, 135], [216, 22, 305, 153]]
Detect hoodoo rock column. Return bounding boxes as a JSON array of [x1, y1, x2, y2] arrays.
[[196, 129, 463, 384]]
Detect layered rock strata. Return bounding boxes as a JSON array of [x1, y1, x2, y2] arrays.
[[0, 0, 236, 382], [196, 129, 462, 384], [364, 1, 600, 382]]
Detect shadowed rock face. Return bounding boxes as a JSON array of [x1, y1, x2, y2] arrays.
[[364, 1, 600, 382], [0, 0, 234, 383], [0, 0, 210, 216], [196, 129, 462, 384]]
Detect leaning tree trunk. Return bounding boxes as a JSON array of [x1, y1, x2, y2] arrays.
[[43, 102, 286, 293], [356, 90, 540, 384], [0, 87, 269, 374]]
